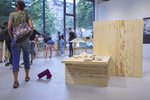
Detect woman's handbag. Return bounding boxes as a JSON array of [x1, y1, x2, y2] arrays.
[[12, 13, 32, 43]]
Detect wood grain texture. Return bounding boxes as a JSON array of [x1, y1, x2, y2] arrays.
[[62, 56, 110, 65], [93, 20, 143, 77], [65, 64, 109, 87]]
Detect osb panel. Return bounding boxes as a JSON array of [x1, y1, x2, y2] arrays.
[[93, 20, 143, 77]]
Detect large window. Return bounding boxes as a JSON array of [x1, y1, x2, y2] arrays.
[[76, 0, 94, 38], [64, 0, 75, 45], [0, 0, 95, 49], [76, 0, 94, 48], [48, 0, 64, 34]]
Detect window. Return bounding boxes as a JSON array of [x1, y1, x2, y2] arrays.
[[0, 0, 95, 50], [76, 0, 94, 48]]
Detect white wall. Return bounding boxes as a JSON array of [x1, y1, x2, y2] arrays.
[[95, 0, 150, 58]]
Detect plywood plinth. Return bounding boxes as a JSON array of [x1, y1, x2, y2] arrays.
[[62, 57, 110, 87]]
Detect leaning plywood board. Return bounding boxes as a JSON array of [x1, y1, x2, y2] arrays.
[[94, 20, 143, 77]]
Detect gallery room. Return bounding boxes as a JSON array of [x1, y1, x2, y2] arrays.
[[0, 0, 150, 100]]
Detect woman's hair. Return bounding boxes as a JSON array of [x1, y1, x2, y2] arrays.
[[15, 1, 26, 11], [69, 28, 72, 31], [57, 31, 60, 34], [48, 37, 52, 40], [44, 36, 52, 43]]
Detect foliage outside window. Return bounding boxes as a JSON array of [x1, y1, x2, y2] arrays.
[[0, 0, 14, 24], [0, 0, 94, 47], [76, 0, 93, 38], [26, 0, 56, 35]]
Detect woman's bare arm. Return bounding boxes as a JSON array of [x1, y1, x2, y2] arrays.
[[28, 19, 34, 31], [8, 20, 13, 40]]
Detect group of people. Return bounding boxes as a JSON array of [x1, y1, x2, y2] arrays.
[[43, 28, 76, 58], [43, 32, 65, 58], [57, 28, 76, 57], [0, 1, 76, 89]]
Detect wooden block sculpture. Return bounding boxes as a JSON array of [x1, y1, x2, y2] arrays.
[[62, 57, 110, 87], [38, 69, 52, 79], [94, 20, 144, 77]]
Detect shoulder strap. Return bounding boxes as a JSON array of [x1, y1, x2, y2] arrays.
[[25, 13, 29, 23]]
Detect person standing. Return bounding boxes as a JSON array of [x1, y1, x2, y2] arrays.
[[68, 28, 76, 57], [0, 25, 3, 63], [56, 31, 61, 56], [29, 29, 40, 64], [8, 1, 34, 88], [60, 35, 65, 56], [2, 22, 12, 67], [45, 36, 55, 58]]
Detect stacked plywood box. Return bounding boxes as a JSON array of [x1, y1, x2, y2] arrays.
[[65, 64, 109, 86], [94, 20, 143, 77], [63, 57, 110, 87]]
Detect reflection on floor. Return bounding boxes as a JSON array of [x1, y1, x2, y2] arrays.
[[0, 56, 150, 100]]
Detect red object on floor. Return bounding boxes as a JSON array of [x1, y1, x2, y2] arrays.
[[38, 69, 52, 79]]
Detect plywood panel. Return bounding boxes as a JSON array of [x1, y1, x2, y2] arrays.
[[65, 64, 109, 87], [93, 20, 143, 77]]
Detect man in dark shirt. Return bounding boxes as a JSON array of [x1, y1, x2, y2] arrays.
[[68, 28, 76, 57], [2, 22, 12, 67], [0, 25, 3, 63]]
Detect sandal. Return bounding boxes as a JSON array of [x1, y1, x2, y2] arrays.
[[25, 77, 30, 82], [13, 82, 19, 88]]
